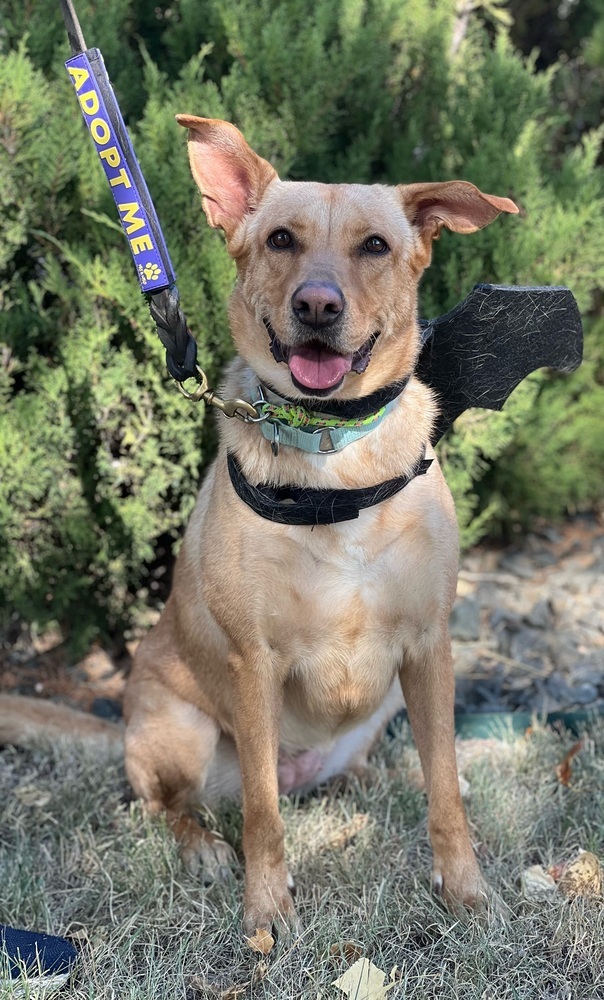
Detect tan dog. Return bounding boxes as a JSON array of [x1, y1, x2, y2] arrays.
[[0, 117, 517, 941], [122, 117, 517, 939]]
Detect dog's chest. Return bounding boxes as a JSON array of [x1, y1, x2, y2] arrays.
[[261, 516, 426, 734]]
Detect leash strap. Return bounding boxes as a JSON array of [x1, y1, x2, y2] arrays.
[[65, 48, 175, 295], [227, 452, 433, 525], [60, 0, 199, 382]]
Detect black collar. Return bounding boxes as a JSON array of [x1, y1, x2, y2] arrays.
[[259, 377, 410, 421], [227, 451, 432, 525]]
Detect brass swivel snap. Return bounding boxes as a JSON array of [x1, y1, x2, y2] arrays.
[[176, 365, 260, 421]]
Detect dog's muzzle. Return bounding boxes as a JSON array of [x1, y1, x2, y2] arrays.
[[263, 318, 380, 395]]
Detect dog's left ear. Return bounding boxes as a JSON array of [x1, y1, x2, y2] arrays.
[[176, 116, 278, 240], [399, 180, 519, 267]]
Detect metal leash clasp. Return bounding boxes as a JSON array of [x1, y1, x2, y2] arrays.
[[176, 365, 210, 403], [202, 390, 259, 421], [176, 365, 260, 421]]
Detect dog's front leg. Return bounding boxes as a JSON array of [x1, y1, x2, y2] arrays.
[[229, 648, 298, 940], [399, 628, 488, 910]]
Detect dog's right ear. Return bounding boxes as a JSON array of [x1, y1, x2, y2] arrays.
[[175, 116, 278, 239]]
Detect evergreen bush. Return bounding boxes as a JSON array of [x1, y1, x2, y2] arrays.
[[1, 0, 602, 647]]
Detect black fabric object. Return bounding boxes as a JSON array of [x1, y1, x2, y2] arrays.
[[0, 924, 78, 981], [227, 452, 433, 525], [417, 284, 583, 444], [147, 286, 198, 382], [259, 377, 410, 421]]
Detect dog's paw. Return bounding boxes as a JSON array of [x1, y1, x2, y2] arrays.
[[432, 856, 490, 914], [243, 881, 300, 944], [175, 817, 238, 883]]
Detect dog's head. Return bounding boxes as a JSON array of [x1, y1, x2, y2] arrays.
[[177, 116, 518, 399]]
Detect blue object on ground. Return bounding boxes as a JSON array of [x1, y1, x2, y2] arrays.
[[0, 924, 78, 994]]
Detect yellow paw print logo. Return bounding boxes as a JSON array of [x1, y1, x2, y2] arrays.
[[141, 262, 162, 283]]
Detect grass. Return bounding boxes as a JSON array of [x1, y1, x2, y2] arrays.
[[1, 719, 604, 999]]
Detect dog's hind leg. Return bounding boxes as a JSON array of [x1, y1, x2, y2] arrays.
[[124, 669, 237, 881]]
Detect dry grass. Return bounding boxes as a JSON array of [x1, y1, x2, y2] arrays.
[[1, 719, 604, 999]]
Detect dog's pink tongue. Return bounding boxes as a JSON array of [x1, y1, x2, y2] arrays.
[[288, 345, 352, 390]]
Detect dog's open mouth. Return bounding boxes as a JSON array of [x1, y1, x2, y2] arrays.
[[264, 320, 380, 394]]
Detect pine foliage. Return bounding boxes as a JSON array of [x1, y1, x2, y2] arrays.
[[1, 0, 602, 645]]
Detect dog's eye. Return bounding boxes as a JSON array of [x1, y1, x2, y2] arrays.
[[268, 230, 294, 249], [363, 236, 389, 254]]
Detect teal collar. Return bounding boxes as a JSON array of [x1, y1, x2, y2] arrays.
[[254, 386, 398, 455]]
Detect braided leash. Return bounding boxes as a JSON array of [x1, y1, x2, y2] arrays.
[[147, 286, 198, 382]]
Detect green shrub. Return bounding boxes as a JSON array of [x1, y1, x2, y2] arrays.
[[1, 0, 602, 647], [486, 320, 604, 528]]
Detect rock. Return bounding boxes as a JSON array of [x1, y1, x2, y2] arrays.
[[91, 697, 123, 720], [490, 606, 523, 631], [568, 682, 598, 705], [543, 673, 598, 707], [577, 610, 604, 634], [499, 553, 536, 580], [570, 654, 604, 691], [525, 599, 555, 630], [499, 627, 550, 667], [538, 526, 564, 544], [449, 596, 481, 641], [562, 552, 598, 573], [473, 677, 504, 706], [532, 550, 559, 568], [548, 631, 581, 672], [545, 672, 576, 706], [527, 676, 563, 712]]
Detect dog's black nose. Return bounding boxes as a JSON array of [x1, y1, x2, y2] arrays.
[[291, 282, 344, 328]]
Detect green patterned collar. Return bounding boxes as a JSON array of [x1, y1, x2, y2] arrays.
[[254, 385, 398, 455]]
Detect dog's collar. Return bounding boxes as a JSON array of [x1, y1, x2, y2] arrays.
[[253, 385, 398, 455], [227, 451, 433, 525], [259, 377, 409, 420], [250, 377, 410, 455]]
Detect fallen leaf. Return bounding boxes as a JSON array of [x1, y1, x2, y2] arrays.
[[546, 862, 568, 882], [65, 924, 90, 943], [189, 962, 267, 1000], [13, 785, 51, 808], [189, 977, 246, 999], [329, 941, 364, 963], [328, 814, 369, 849], [555, 739, 584, 786], [251, 961, 268, 985], [558, 851, 602, 899], [245, 928, 275, 955], [521, 864, 556, 899], [332, 958, 396, 999]]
